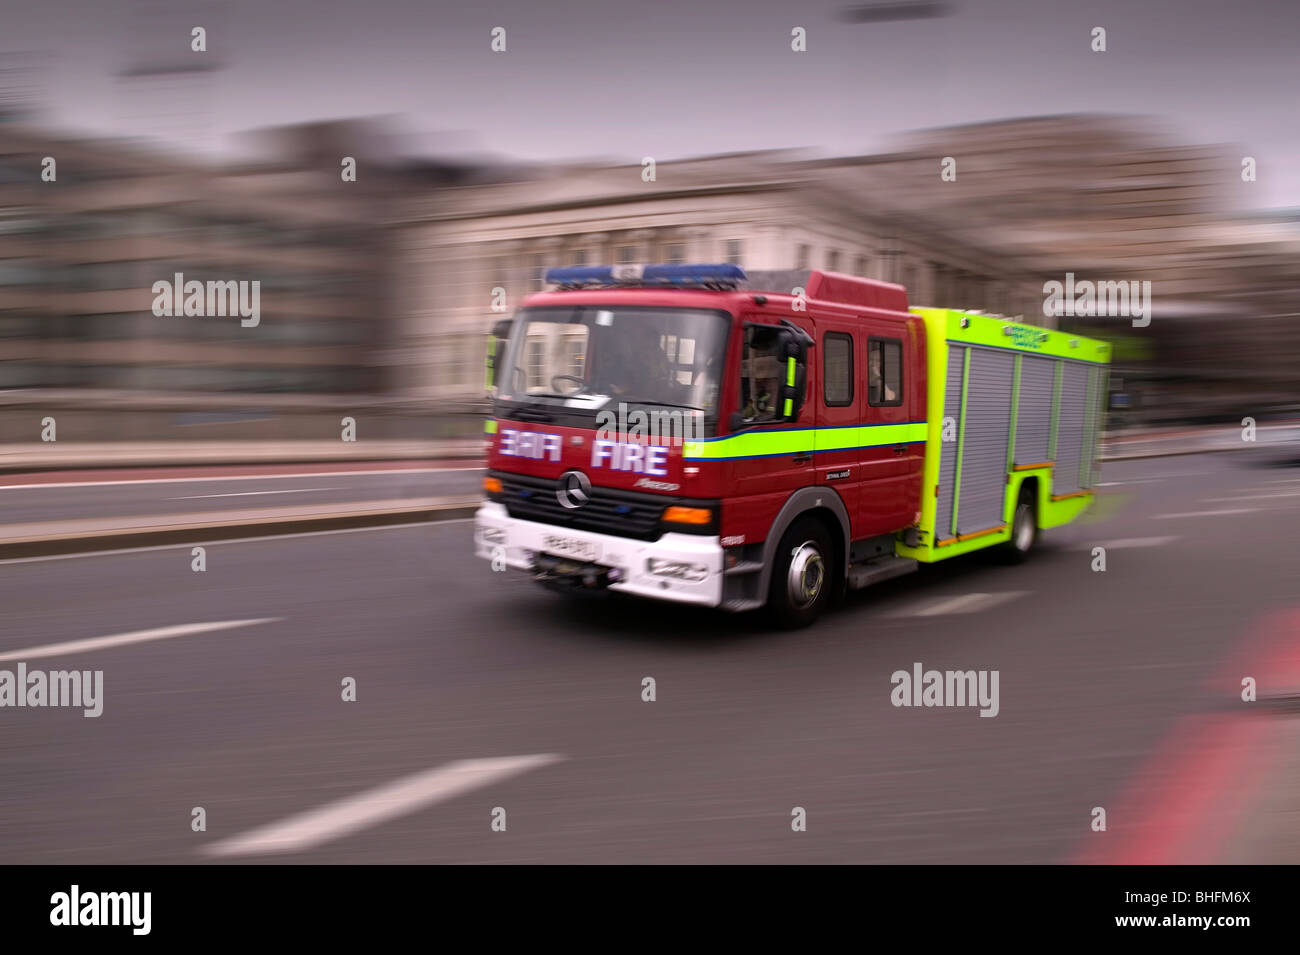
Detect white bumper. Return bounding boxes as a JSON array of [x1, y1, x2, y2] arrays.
[[474, 501, 724, 607]]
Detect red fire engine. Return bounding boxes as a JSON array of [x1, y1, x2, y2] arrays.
[[476, 264, 1110, 626]]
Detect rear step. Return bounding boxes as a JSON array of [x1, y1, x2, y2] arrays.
[[847, 555, 918, 590]]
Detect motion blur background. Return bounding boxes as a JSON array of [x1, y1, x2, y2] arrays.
[[1, 0, 1298, 456], [1, 0, 1299, 868]]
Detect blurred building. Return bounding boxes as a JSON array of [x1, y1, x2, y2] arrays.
[[394, 151, 1043, 401], [3, 110, 1297, 435], [0, 116, 490, 440], [821, 115, 1300, 422]]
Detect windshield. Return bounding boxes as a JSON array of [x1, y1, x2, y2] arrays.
[[495, 305, 730, 433]]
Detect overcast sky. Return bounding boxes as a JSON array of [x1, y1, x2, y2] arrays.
[[5, 0, 1298, 208]]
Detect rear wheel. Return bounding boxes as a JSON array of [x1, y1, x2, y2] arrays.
[[768, 517, 834, 628], [1001, 487, 1038, 564]]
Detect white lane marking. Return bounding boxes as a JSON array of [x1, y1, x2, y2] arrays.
[[168, 487, 341, 500], [0, 618, 280, 662], [893, 591, 1028, 618], [0, 467, 483, 490], [1261, 477, 1300, 484], [201, 755, 563, 857], [1154, 508, 1257, 519], [1203, 491, 1300, 502], [1087, 536, 1180, 549], [0, 520, 472, 565]]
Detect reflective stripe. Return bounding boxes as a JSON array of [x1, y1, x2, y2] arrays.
[[683, 422, 927, 460], [484, 420, 498, 434], [785, 356, 796, 387]]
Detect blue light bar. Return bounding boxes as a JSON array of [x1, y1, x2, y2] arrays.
[[543, 264, 747, 289]]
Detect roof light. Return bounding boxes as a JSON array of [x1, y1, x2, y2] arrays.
[[543, 264, 747, 289]]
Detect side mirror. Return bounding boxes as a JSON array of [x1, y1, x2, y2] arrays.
[[776, 322, 812, 422]]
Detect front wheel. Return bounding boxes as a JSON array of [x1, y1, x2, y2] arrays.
[[768, 517, 834, 628]]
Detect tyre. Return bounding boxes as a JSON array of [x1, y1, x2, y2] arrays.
[[768, 516, 834, 628], [1001, 486, 1038, 564]]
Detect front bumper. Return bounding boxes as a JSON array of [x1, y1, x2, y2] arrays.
[[474, 502, 724, 607]]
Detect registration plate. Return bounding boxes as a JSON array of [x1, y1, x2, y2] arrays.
[[542, 534, 599, 563]]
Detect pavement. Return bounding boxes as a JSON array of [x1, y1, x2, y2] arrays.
[[1, 449, 1298, 863]]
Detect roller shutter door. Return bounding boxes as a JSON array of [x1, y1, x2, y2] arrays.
[[1054, 362, 1090, 495], [955, 346, 1014, 534], [1015, 355, 1055, 467]]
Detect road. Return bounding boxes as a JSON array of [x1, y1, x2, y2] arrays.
[[1, 451, 1297, 863], [0, 462, 484, 524]]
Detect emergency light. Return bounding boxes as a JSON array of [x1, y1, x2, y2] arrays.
[[544, 264, 747, 289]]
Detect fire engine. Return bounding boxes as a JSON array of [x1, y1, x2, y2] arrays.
[[475, 264, 1111, 627]]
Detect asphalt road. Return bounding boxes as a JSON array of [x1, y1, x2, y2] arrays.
[[2, 451, 1298, 863], [0, 464, 484, 524]]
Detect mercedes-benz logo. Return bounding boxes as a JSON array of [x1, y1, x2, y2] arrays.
[[556, 470, 592, 509]]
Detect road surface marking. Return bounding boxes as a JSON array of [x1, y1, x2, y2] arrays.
[[1204, 491, 1300, 502], [0, 467, 483, 491], [0, 618, 281, 662], [201, 755, 563, 857], [1154, 508, 1257, 519], [0, 520, 473, 565], [892, 591, 1028, 618], [169, 487, 341, 500], [1088, 536, 1180, 549]]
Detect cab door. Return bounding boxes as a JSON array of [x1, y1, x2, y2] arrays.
[[814, 324, 863, 536], [726, 313, 818, 542], [857, 317, 921, 536]]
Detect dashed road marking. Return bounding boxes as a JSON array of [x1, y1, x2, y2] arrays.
[[1203, 491, 1300, 502], [1085, 536, 1180, 549], [1153, 508, 1257, 519], [200, 755, 563, 857], [890, 591, 1029, 618], [0, 618, 281, 662]]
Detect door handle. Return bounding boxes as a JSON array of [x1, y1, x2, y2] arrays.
[[893, 443, 908, 455], [793, 453, 813, 464]]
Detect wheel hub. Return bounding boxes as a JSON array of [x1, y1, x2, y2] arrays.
[[786, 542, 825, 609]]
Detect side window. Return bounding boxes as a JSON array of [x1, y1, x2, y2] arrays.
[[823, 332, 853, 407], [739, 325, 783, 423], [868, 337, 903, 406]]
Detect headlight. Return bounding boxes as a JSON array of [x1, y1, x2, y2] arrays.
[[647, 558, 708, 582]]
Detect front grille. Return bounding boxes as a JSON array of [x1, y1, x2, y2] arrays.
[[491, 471, 706, 541]]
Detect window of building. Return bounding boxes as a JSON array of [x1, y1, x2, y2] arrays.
[[854, 255, 868, 277], [530, 253, 546, 291], [826, 249, 841, 272], [823, 332, 853, 406], [616, 246, 636, 265], [796, 244, 810, 270], [725, 239, 743, 265], [570, 249, 588, 266], [664, 244, 685, 265], [868, 338, 903, 406]]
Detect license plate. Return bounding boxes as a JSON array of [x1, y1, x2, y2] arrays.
[[542, 534, 599, 562]]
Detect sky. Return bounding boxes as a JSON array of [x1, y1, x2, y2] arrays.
[[4, 0, 1298, 208]]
